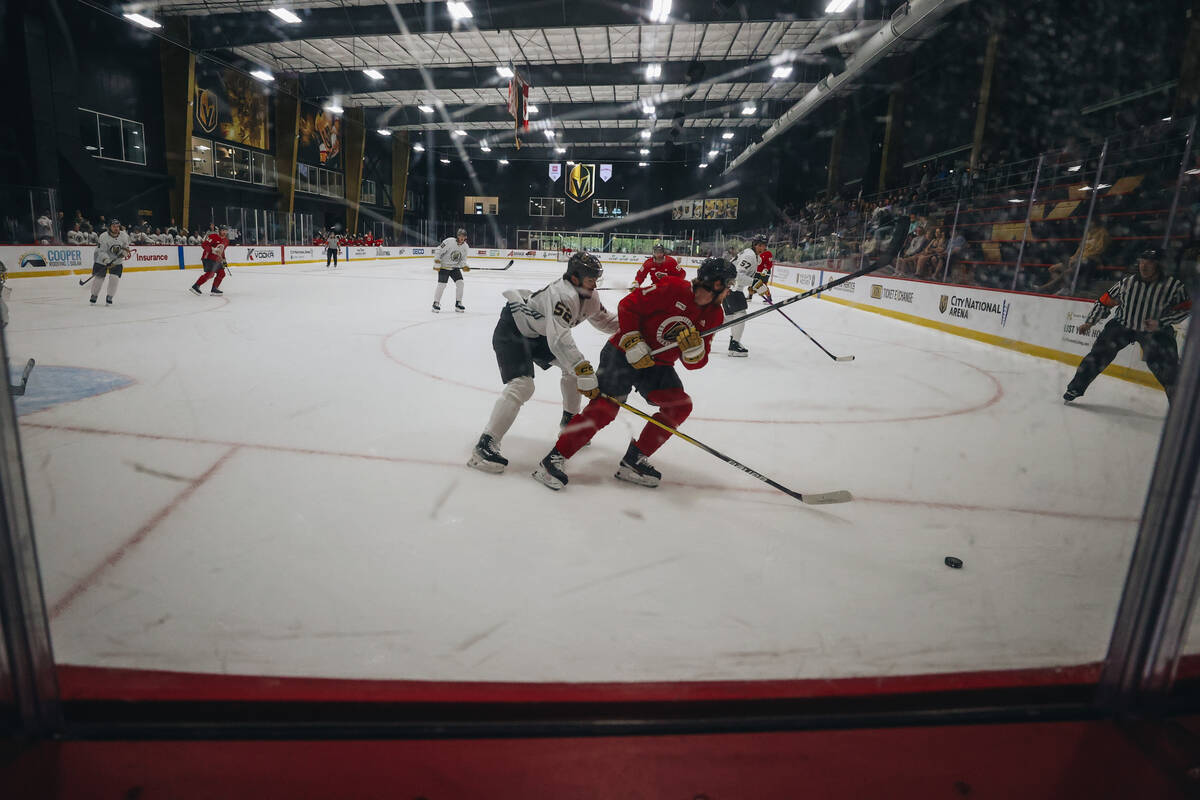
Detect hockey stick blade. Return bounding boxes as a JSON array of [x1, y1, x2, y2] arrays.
[[78, 274, 93, 286], [8, 358, 35, 397], [607, 395, 853, 505], [835, 355, 855, 362], [471, 259, 515, 271], [768, 299, 855, 363]]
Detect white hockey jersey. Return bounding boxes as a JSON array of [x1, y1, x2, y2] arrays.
[[95, 231, 132, 266], [503, 279, 619, 369], [324, 234, 341, 251], [732, 247, 761, 290], [435, 237, 469, 269]]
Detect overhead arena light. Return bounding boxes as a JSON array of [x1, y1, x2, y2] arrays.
[[648, 0, 671, 24], [418, 104, 434, 113], [269, 7, 302, 24], [640, 129, 652, 139], [496, 66, 514, 78], [452, 129, 467, 137], [741, 104, 756, 115], [566, 160, 575, 165], [722, 131, 735, 139], [638, 162, 648, 167], [123, 12, 162, 29], [447, 2, 473, 20], [1186, 168, 1200, 175], [1067, 164, 1082, 172], [527, 105, 539, 114], [708, 149, 718, 157], [250, 69, 274, 82], [499, 159, 509, 165], [699, 163, 708, 168], [1163, 116, 1174, 122], [544, 130, 556, 139], [1007, 198, 1024, 204], [639, 148, 650, 155], [440, 158, 452, 164], [645, 63, 662, 80], [824, 0, 854, 13], [325, 103, 344, 114], [480, 145, 492, 152], [376, 129, 392, 136], [772, 66, 793, 79], [642, 103, 656, 115], [412, 143, 425, 152], [555, 147, 567, 153], [363, 68, 384, 80]]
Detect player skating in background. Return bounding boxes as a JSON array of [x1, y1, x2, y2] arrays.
[[532, 257, 736, 491], [90, 219, 131, 305], [1063, 248, 1191, 405], [433, 228, 469, 313], [468, 251, 618, 473], [752, 244, 774, 304], [325, 228, 342, 268], [631, 243, 685, 288], [725, 234, 769, 356], [190, 224, 229, 296]]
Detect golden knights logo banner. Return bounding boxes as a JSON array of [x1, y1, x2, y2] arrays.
[[193, 59, 269, 150], [566, 163, 596, 203]]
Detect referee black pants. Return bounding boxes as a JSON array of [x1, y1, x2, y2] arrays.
[[1067, 319, 1180, 398]]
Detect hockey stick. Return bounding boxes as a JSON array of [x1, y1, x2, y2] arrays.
[[7, 358, 35, 397], [606, 395, 852, 505], [650, 262, 883, 356], [430, 259, 515, 272], [78, 273, 94, 286], [767, 299, 854, 362]]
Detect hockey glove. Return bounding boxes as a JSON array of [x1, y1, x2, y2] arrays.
[[462, 265, 470, 272], [675, 325, 706, 365], [749, 276, 766, 296], [574, 360, 600, 399], [620, 331, 655, 369]]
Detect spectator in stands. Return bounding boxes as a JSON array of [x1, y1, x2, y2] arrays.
[[915, 227, 947, 279], [67, 223, 85, 245], [1035, 217, 1111, 295], [947, 230, 970, 283], [894, 224, 929, 276], [35, 211, 53, 243], [187, 230, 201, 246]]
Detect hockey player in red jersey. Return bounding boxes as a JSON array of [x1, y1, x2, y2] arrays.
[[532, 257, 737, 490], [750, 246, 774, 304], [190, 224, 230, 296], [631, 243, 686, 288]]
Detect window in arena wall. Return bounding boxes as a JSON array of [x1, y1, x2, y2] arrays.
[[190, 136, 214, 176], [528, 196, 564, 217], [79, 108, 147, 166]]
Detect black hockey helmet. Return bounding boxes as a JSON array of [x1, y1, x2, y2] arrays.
[[695, 257, 735, 289], [108, 218, 121, 228], [1139, 248, 1162, 261], [751, 234, 768, 247], [564, 250, 603, 283]]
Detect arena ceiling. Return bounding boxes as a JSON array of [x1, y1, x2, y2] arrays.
[[134, 0, 906, 162]]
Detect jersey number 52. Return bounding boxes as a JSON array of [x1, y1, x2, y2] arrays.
[[553, 301, 573, 324]]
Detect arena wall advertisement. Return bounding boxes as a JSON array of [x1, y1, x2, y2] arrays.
[[772, 264, 1167, 385]]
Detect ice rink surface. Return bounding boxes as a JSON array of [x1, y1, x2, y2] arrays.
[[2, 257, 1174, 684]]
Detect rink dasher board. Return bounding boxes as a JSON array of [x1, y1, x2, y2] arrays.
[[772, 263, 1177, 389]]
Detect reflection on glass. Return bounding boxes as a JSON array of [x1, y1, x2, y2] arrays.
[[97, 114, 122, 160], [190, 136, 213, 176], [121, 120, 145, 165]]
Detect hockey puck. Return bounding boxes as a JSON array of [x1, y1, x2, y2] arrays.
[[944, 556, 963, 569]]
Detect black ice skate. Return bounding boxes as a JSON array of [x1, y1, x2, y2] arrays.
[[455, 301, 466, 313], [532, 448, 569, 490], [615, 441, 661, 488], [210, 288, 223, 295], [1063, 389, 1081, 405], [467, 434, 508, 474], [189, 284, 202, 296], [89, 295, 97, 304], [432, 301, 441, 313], [728, 339, 749, 357], [105, 296, 113, 305]]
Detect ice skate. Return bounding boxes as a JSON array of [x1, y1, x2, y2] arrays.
[[105, 296, 113, 305], [89, 295, 97, 304], [615, 442, 661, 487], [728, 339, 749, 357], [455, 301, 466, 313], [1063, 389, 1081, 405], [189, 284, 202, 295], [467, 434, 508, 474], [432, 301, 441, 313], [532, 448, 569, 490], [210, 288, 223, 295]]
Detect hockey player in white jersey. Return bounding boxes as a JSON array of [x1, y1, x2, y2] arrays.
[[724, 234, 768, 356], [468, 251, 619, 473], [433, 228, 470, 312], [90, 219, 131, 305]]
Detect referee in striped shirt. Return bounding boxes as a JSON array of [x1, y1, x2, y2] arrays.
[[1064, 248, 1191, 404]]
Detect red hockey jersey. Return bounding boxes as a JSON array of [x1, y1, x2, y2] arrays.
[[201, 233, 229, 262], [610, 276, 724, 369], [634, 255, 685, 286]]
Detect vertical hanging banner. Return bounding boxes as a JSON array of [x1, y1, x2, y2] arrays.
[[549, 163, 562, 181], [507, 70, 529, 148], [599, 164, 613, 182]]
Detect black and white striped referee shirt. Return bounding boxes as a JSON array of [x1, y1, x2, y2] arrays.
[[1085, 272, 1192, 330]]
